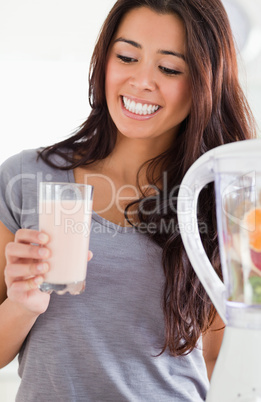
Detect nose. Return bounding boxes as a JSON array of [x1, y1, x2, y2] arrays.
[[128, 63, 157, 92]]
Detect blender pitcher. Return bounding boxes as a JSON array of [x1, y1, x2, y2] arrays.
[[177, 138, 261, 402]]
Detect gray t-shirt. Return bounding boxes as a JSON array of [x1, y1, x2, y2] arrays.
[[0, 149, 209, 401]]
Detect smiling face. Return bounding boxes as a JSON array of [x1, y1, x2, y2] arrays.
[[105, 7, 192, 146]]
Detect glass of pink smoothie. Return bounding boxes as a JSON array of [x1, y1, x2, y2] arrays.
[[38, 182, 93, 295]]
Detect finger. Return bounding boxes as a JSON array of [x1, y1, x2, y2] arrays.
[[5, 242, 50, 262], [15, 229, 49, 245], [88, 250, 93, 261], [7, 275, 44, 296], [5, 261, 49, 279]]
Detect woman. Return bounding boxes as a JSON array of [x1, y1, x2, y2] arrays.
[[0, 0, 256, 401]]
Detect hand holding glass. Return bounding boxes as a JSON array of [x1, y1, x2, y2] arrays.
[[38, 182, 93, 295]]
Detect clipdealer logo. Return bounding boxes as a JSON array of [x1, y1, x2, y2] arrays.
[[4, 171, 208, 236]]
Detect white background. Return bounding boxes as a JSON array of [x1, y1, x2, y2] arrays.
[[0, 0, 261, 164], [0, 1, 261, 401], [0, 0, 116, 162]]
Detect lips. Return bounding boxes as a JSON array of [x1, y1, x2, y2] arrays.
[[122, 96, 160, 116]]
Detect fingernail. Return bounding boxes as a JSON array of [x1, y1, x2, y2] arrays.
[[35, 276, 44, 285], [37, 263, 49, 272], [38, 233, 49, 243], [38, 247, 49, 258]]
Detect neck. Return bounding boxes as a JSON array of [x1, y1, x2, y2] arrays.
[[103, 133, 172, 186]]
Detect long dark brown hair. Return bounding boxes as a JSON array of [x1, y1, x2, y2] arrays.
[[39, 0, 256, 355]]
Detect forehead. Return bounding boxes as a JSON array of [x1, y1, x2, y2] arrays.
[[113, 7, 186, 53]]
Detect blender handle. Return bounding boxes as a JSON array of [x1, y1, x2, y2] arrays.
[[177, 151, 227, 324]]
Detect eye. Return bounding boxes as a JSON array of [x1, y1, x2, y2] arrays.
[[116, 54, 137, 63], [159, 66, 182, 76]]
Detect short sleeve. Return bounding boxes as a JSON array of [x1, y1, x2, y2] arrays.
[[0, 152, 23, 233]]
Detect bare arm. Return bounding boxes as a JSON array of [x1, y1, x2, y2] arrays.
[[0, 222, 13, 304], [0, 222, 50, 368], [202, 313, 225, 381], [0, 297, 41, 368], [0, 221, 93, 368]]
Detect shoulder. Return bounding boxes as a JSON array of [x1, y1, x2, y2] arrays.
[[0, 148, 40, 176], [1, 147, 72, 177], [0, 147, 72, 202], [0, 149, 39, 233]]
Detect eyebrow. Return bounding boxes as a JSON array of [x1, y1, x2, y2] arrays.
[[113, 37, 186, 61]]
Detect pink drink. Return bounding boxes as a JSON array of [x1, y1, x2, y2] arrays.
[[38, 183, 93, 295]]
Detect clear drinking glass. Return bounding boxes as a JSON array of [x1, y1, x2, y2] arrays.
[[38, 182, 93, 295]]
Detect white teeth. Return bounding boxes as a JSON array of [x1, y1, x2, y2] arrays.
[[142, 104, 147, 114], [135, 103, 143, 115], [122, 96, 159, 115], [129, 100, 135, 113]]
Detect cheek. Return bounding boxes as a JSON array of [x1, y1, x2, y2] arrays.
[[105, 59, 123, 93], [168, 81, 192, 115], [105, 61, 124, 122], [105, 64, 118, 112]]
